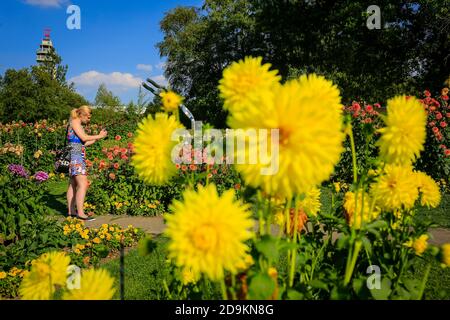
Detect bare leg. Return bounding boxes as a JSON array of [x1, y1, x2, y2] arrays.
[[66, 177, 77, 216], [74, 175, 89, 218]]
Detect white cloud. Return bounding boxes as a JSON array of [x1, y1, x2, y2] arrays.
[[24, 0, 67, 7], [149, 74, 168, 87], [136, 64, 153, 72], [69, 71, 143, 92], [155, 62, 166, 70]]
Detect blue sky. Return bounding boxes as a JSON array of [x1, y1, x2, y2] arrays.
[[0, 0, 203, 103]]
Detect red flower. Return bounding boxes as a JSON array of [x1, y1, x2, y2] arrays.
[[99, 160, 106, 170], [440, 145, 447, 149], [447, 113, 450, 118], [445, 149, 450, 157], [120, 155, 128, 160], [365, 105, 373, 113], [115, 135, 121, 141], [127, 132, 133, 138], [429, 121, 436, 127], [113, 150, 119, 156], [212, 169, 218, 175], [424, 90, 431, 97], [374, 103, 381, 109], [113, 163, 120, 170], [352, 102, 361, 112], [120, 148, 127, 154], [175, 164, 180, 169], [108, 155, 113, 161], [440, 121, 447, 128], [436, 112, 443, 120], [432, 126, 439, 134], [86, 160, 93, 167], [442, 95, 449, 101], [234, 183, 241, 190]]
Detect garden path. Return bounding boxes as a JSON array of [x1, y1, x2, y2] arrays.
[[58, 215, 450, 245]]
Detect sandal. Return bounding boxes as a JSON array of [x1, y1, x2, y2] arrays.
[[77, 215, 96, 221]]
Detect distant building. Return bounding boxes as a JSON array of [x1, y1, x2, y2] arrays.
[[36, 29, 57, 78]]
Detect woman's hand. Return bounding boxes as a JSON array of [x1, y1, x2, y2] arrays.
[[99, 129, 108, 139]]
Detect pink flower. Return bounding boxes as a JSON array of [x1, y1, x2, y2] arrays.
[[424, 90, 431, 97], [440, 121, 447, 128], [115, 135, 121, 141]]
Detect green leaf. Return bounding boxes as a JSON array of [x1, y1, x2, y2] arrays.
[[255, 235, 279, 262], [248, 272, 276, 300], [370, 277, 392, 300]]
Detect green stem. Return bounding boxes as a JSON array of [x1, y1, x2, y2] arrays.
[[344, 240, 362, 285], [288, 196, 299, 287], [348, 125, 358, 184], [220, 277, 228, 300], [417, 263, 432, 300], [163, 279, 173, 299]]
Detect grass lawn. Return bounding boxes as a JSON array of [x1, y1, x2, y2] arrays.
[[43, 179, 69, 216]]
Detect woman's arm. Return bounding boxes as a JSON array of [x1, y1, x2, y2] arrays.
[[71, 119, 107, 143], [84, 140, 97, 147]]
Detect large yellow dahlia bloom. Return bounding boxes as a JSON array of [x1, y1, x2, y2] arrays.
[[63, 268, 115, 300], [370, 164, 419, 211], [377, 96, 426, 165], [415, 171, 441, 208], [218, 56, 281, 113], [19, 251, 70, 300], [343, 190, 380, 229], [165, 184, 254, 280], [132, 113, 184, 185], [227, 74, 345, 198]]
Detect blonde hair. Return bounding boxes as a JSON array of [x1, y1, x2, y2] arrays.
[[70, 105, 91, 120]]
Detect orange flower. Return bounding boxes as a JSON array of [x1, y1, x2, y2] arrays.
[[127, 132, 133, 138], [189, 164, 197, 171], [181, 165, 187, 171], [109, 173, 116, 180], [286, 209, 308, 236]]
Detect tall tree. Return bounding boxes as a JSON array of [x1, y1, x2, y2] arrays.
[[158, 0, 449, 128], [94, 83, 122, 108]]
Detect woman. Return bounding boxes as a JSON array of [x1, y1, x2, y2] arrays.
[[67, 105, 107, 221]]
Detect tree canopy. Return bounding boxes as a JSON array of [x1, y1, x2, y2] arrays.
[[157, 0, 450, 128]]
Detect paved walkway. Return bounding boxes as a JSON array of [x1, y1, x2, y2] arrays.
[[61, 215, 450, 245]]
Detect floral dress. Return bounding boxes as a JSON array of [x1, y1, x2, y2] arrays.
[[67, 123, 87, 176]]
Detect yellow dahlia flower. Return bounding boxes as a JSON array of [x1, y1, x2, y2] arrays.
[[377, 96, 426, 165], [229, 75, 345, 198], [405, 235, 429, 256], [63, 268, 115, 300], [160, 90, 183, 113], [441, 244, 450, 267], [165, 184, 254, 280], [343, 190, 380, 229], [219, 56, 281, 113], [181, 268, 198, 285], [415, 171, 441, 208], [370, 164, 419, 212], [20, 251, 70, 300], [298, 187, 321, 217], [132, 113, 184, 185]]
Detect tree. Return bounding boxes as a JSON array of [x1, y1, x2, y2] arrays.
[[157, 0, 259, 128], [94, 83, 122, 108], [158, 0, 449, 127], [0, 67, 87, 122]]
